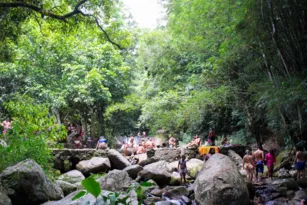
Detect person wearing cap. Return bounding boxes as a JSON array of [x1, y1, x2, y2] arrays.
[[243, 150, 255, 183], [96, 136, 108, 150]]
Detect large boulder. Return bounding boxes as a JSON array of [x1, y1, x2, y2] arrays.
[[138, 169, 171, 187], [194, 153, 249, 205], [107, 149, 131, 170], [144, 160, 169, 170], [123, 165, 143, 179], [0, 192, 12, 205], [272, 178, 299, 190], [166, 158, 204, 178], [227, 150, 243, 170], [58, 170, 85, 184], [99, 170, 132, 191], [55, 180, 78, 196], [154, 148, 181, 162], [76, 157, 110, 174], [0, 159, 63, 205]]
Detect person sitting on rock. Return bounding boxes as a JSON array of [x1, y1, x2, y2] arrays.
[[146, 138, 155, 149], [243, 150, 255, 183], [253, 145, 265, 183], [204, 148, 215, 161], [96, 136, 108, 150], [136, 143, 146, 154], [295, 146, 306, 180], [168, 135, 176, 148], [74, 135, 82, 149], [208, 128, 216, 146], [186, 135, 201, 148], [178, 155, 187, 185]]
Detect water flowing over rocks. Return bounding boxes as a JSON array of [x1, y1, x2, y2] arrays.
[[0, 159, 63, 205], [194, 153, 249, 205]]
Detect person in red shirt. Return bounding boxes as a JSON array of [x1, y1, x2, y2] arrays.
[[265, 149, 276, 179]]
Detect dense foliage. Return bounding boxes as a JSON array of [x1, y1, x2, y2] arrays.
[[0, 0, 307, 174]]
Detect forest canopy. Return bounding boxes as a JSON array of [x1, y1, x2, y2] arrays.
[[0, 0, 307, 172]]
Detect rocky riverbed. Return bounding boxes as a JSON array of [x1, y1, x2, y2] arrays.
[[0, 147, 306, 205]]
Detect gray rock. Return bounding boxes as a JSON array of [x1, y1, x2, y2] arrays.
[[272, 178, 299, 190], [154, 148, 181, 162], [58, 170, 85, 184], [0, 192, 12, 205], [151, 188, 164, 197], [41, 190, 98, 205], [227, 150, 243, 170], [139, 157, 158, 167], [294, 189, 307, 200], [297, 178, 307, 188], [277, 168, 291, 178], [123, 164, 143, 179], [169, 172, 181, 186], [107, 149, 131, 170], [168, 186, 189, 197], [55, 180, 78, 196], [166, 159, 204, 178], [138, 169, 171, 187], [76, 157, 110, 174], [99, 170, 132, 191], [0, 159, 63, 205], [144, 160, 169, 170], [155, 201, 172, 205], [194, 153, 249, 205]]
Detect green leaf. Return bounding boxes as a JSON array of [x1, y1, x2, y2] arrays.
[[72, 190, 87, 201], [81, 177, 101, 198], [139, 182, 153, 187]]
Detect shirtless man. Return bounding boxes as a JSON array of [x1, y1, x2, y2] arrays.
[[295, 146, 306, 180], [129, 135, 135, 149], [253, 145, 265, 183], [1, 119, 12, 135], [136, 143, 145, 154], [194, 135, 201, 146], [169, 135, 176, 148], [146, 138, 155, 149], [243, 150, 255, 183]]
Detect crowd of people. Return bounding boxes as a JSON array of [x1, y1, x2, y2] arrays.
[[243, 145, 307, 184]]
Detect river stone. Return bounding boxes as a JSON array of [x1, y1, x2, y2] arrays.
[[144, 160, 169, 170], [154, 201, 172, 205], [168, 186, 189, 197], [0, 159, 63, 205], [58, 170, 85, 184], [107, 149, 131, 170], [277, 168, 291, 178], [194, 153, 249, 205], [138, 169, 171, 187], [0, 192, 12, 205], [139, 157, 159, 167], [55, 180, 78, 196], [169, 172, 181, 185], [297, 178, 307, 188], [99, 169, 132, 191], [186, 158, 204, 178], [123, 164, 143, 179], [272, 178, 299, 190], [76, 157, 110, 174], [294, 189, 307, 200], [154, 148, 181, 162], [228, 150, 243, 170], [151, 188, 164, 197]]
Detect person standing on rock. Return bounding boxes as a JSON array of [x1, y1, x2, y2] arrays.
[[295, 146, 306, 180], [96, 136, 108, 150], [253, 145, 265, 183], [178, 155, 187, 185], [208, 128, 216, 146], [265, 149, 276, 180], [243, 150, 255, 183]]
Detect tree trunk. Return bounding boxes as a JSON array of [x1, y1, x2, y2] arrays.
[[51, 107, 61, 124], [96, 102, 105, 137]]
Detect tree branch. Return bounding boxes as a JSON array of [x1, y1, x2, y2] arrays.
[[0, 1, 123, 49], [0, 1, 87, 21]]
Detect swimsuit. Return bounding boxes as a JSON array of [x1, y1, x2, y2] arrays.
[[244, 163, 254, 170], [296, 161, 306, 171], [255, 161, 264, 173], [179, 160, 187, 174]]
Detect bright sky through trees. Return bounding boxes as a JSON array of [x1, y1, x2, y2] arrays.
[[123, 0, 164, 29]]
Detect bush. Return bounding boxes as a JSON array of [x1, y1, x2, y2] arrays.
[[0, 96, 66, 173]]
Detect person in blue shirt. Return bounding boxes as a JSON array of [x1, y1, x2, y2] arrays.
[[96, 136, 108, 150]]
